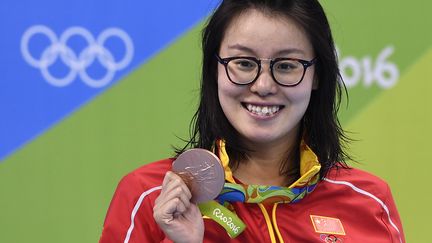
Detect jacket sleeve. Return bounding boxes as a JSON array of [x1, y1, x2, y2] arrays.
[[383, 184, 405, 243], [99, 173, 167, 243]]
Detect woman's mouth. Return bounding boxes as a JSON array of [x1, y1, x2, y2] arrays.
[[242, 103, 283, 117]]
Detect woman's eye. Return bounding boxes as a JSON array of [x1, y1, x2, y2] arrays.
[[275, 61, 298, 72], [233, 60, 256, 70]]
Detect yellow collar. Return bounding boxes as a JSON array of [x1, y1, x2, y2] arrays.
[[215, 140, 321, 188]]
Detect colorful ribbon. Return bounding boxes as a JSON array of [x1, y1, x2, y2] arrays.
[[199, 139, 322, 238], [217, 180, 319, 205]]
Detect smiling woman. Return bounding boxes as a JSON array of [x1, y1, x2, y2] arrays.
[[99, 1, 406, 242], [217, 9, 317, 178]]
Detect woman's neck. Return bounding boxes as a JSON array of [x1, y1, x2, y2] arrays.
[[232, 138, 300, 186]]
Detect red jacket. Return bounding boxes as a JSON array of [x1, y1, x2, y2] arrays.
[[100, 144, 405, 243]]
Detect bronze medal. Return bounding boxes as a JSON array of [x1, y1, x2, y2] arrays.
[[172, 149, 225, 203]]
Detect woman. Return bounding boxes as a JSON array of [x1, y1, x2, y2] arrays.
[[99, 0, 405, 242]]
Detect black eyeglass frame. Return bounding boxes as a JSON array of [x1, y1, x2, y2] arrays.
[[215, 54, 317, 87]]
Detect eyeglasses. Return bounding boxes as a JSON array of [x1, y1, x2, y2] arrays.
[[216, 54, 317, 87]]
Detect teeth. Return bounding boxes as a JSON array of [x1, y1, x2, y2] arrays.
[[247, 104, 253, 111], [245, 104, 280, 116]]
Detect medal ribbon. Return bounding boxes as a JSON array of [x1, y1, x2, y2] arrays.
[[217, 177, 319, 204], [199, 139, 321, 238]]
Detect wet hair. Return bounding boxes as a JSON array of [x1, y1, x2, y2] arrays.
[[176, 0, 351, 179]]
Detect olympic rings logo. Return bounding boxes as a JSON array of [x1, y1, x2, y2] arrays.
[[320, 234, 343, 242], [21, 25, 134, 88]]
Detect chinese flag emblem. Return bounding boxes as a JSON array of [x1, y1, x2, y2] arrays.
[[310, 215, 346, 235]]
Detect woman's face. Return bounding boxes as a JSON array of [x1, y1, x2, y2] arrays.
[[217, 9, 316, 149]]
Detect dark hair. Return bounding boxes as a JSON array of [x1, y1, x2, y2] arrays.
[[177, 0, 351, 178]]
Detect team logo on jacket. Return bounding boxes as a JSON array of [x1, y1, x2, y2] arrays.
[[310, 215, 345, 235]]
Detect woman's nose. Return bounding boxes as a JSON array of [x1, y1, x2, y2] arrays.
[[249, 63, 278, 96]]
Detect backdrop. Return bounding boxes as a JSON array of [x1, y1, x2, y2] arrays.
[[0, 1, 430, 242]]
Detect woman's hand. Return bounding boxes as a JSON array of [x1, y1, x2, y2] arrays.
[[153, 171, 204, 243]]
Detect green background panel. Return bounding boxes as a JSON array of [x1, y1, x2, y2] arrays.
[[346, 47, 432, 242], [0, 25, 203, 243], [322, 1, 432, 122]]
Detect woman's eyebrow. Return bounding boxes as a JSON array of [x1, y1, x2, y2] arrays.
[[227, 44, 305, 56], [227, 44, 256, 55], [274, 48, 305, 56]]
